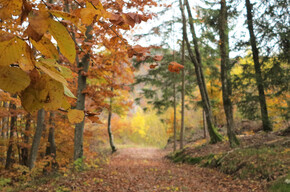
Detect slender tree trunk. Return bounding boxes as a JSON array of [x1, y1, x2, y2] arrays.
[[219, 0, 239, 147], [107, 88, 117, 153], [74, 27, 93, 160], [16, 116, 22, 164], [0, 102, 8, 164], [45, 112, 58, 171], [2, 102, 9, 138], [180, 36, 185, 149], [5, 99, 17, 169], [28, 108, 45, 169], [203, 109, 208, 139], [179, 0, 222, 143], [245, 0, 272, 132], [173, 77, 177, 151], [62, 0, 89, 161], [21, 114, 31, 166]]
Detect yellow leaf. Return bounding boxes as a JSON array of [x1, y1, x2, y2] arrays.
[[49, 10, 86, 34], [61, 98, 71, 110], [20, 74, 65, 112], [0, 36, 34, 70], [28, 9, 50, 38], [36, 61, 68, 86], [0, 0, 22, 19], [77, 2, 102, 26], [30, 36, 59, 60], [18, 42, 35, 72], [48, 18, 76, 64], [59, 65, 73, 79], [38, 58, 73, 78], [0, 66, 30, 94], [68, 109, 84, 124]]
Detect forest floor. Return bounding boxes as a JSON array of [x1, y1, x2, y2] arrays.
[[17, 147, 265, 192]]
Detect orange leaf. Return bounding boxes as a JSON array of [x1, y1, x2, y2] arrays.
[[150, 64, 158, 69], [153, 55, 163, 61], [168, 61, 184, 73], [87, 115, 103, 124], [28, 9, 50, 40], [68, 109, 84, 124]]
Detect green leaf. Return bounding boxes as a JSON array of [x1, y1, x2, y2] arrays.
[[64, 85, 76, 98]]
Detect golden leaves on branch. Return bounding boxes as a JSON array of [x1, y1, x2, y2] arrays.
[[0, 0, 22, 20], [36, 61, 68, 86], [28, 8, 50, 41], [0, 66, 30, 94], [0, 33, 34, 71], [49, 10, 86, 34], [48, 18, 76, 64], [68, 109, 84, 124], [20, 74, 65, 112], [30, 36, 59, 60], [74, 2, 102, 26]]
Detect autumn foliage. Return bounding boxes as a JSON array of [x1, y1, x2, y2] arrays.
[[0, 0, 160, 182]]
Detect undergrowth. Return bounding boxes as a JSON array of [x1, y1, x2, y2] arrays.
[[168, 139, 290, 191]]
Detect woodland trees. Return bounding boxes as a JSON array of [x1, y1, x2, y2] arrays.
[[219, 0, 239, 147], [0, 0, 159, 174], [245, 0, 272, 132], [0, 0, 288, 185], [179, 0, 223, 144], [134, 0, 288, 149]]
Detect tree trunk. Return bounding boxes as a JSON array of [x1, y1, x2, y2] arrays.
[[21, 114, 31, 166], [108, 88, 117, 153], [1, 102, 9, 138], [74, 26, 93, 161], [180, 36, 185, 150], [179, 0, 222, 143], [45, 112, 58, 171], [173, 77, 177, 151], [203, 109, 208, 139], [5, 100, 17, 169], [219, 0, 239, 147], [245, 0, 272, 132], [28, 108, 45, 169]]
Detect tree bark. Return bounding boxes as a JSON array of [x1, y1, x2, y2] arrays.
[[180, 36, 185, 150], [173, 76, 177, 151], [203, 109, 208, 139], [28, 108, 45, 169], [21, 113, 31, 166], [107, 88, 117, 153], [5, 99, 17, 169], [1, 102, 9, 138], [74, 26, 93, 161], [179, 0, 222, 143], [219, 0, 239, 147], [45, 112, 58, 171], [245, 0, 272, 132]]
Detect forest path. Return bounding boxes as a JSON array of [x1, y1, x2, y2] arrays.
[[72, 147, 264, 192]]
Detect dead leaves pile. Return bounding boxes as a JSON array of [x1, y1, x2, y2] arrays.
[[21, 148, 264, 192]]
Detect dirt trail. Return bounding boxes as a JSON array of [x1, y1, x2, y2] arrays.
[[71, 147, 265, 192]]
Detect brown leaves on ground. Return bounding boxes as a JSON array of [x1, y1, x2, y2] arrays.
[[22, 148, 265, 192]]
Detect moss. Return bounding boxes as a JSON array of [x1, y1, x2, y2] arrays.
[[269, 173, 290, 192], [169, 142, 290, 184], [185, 156, 204, 164]]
